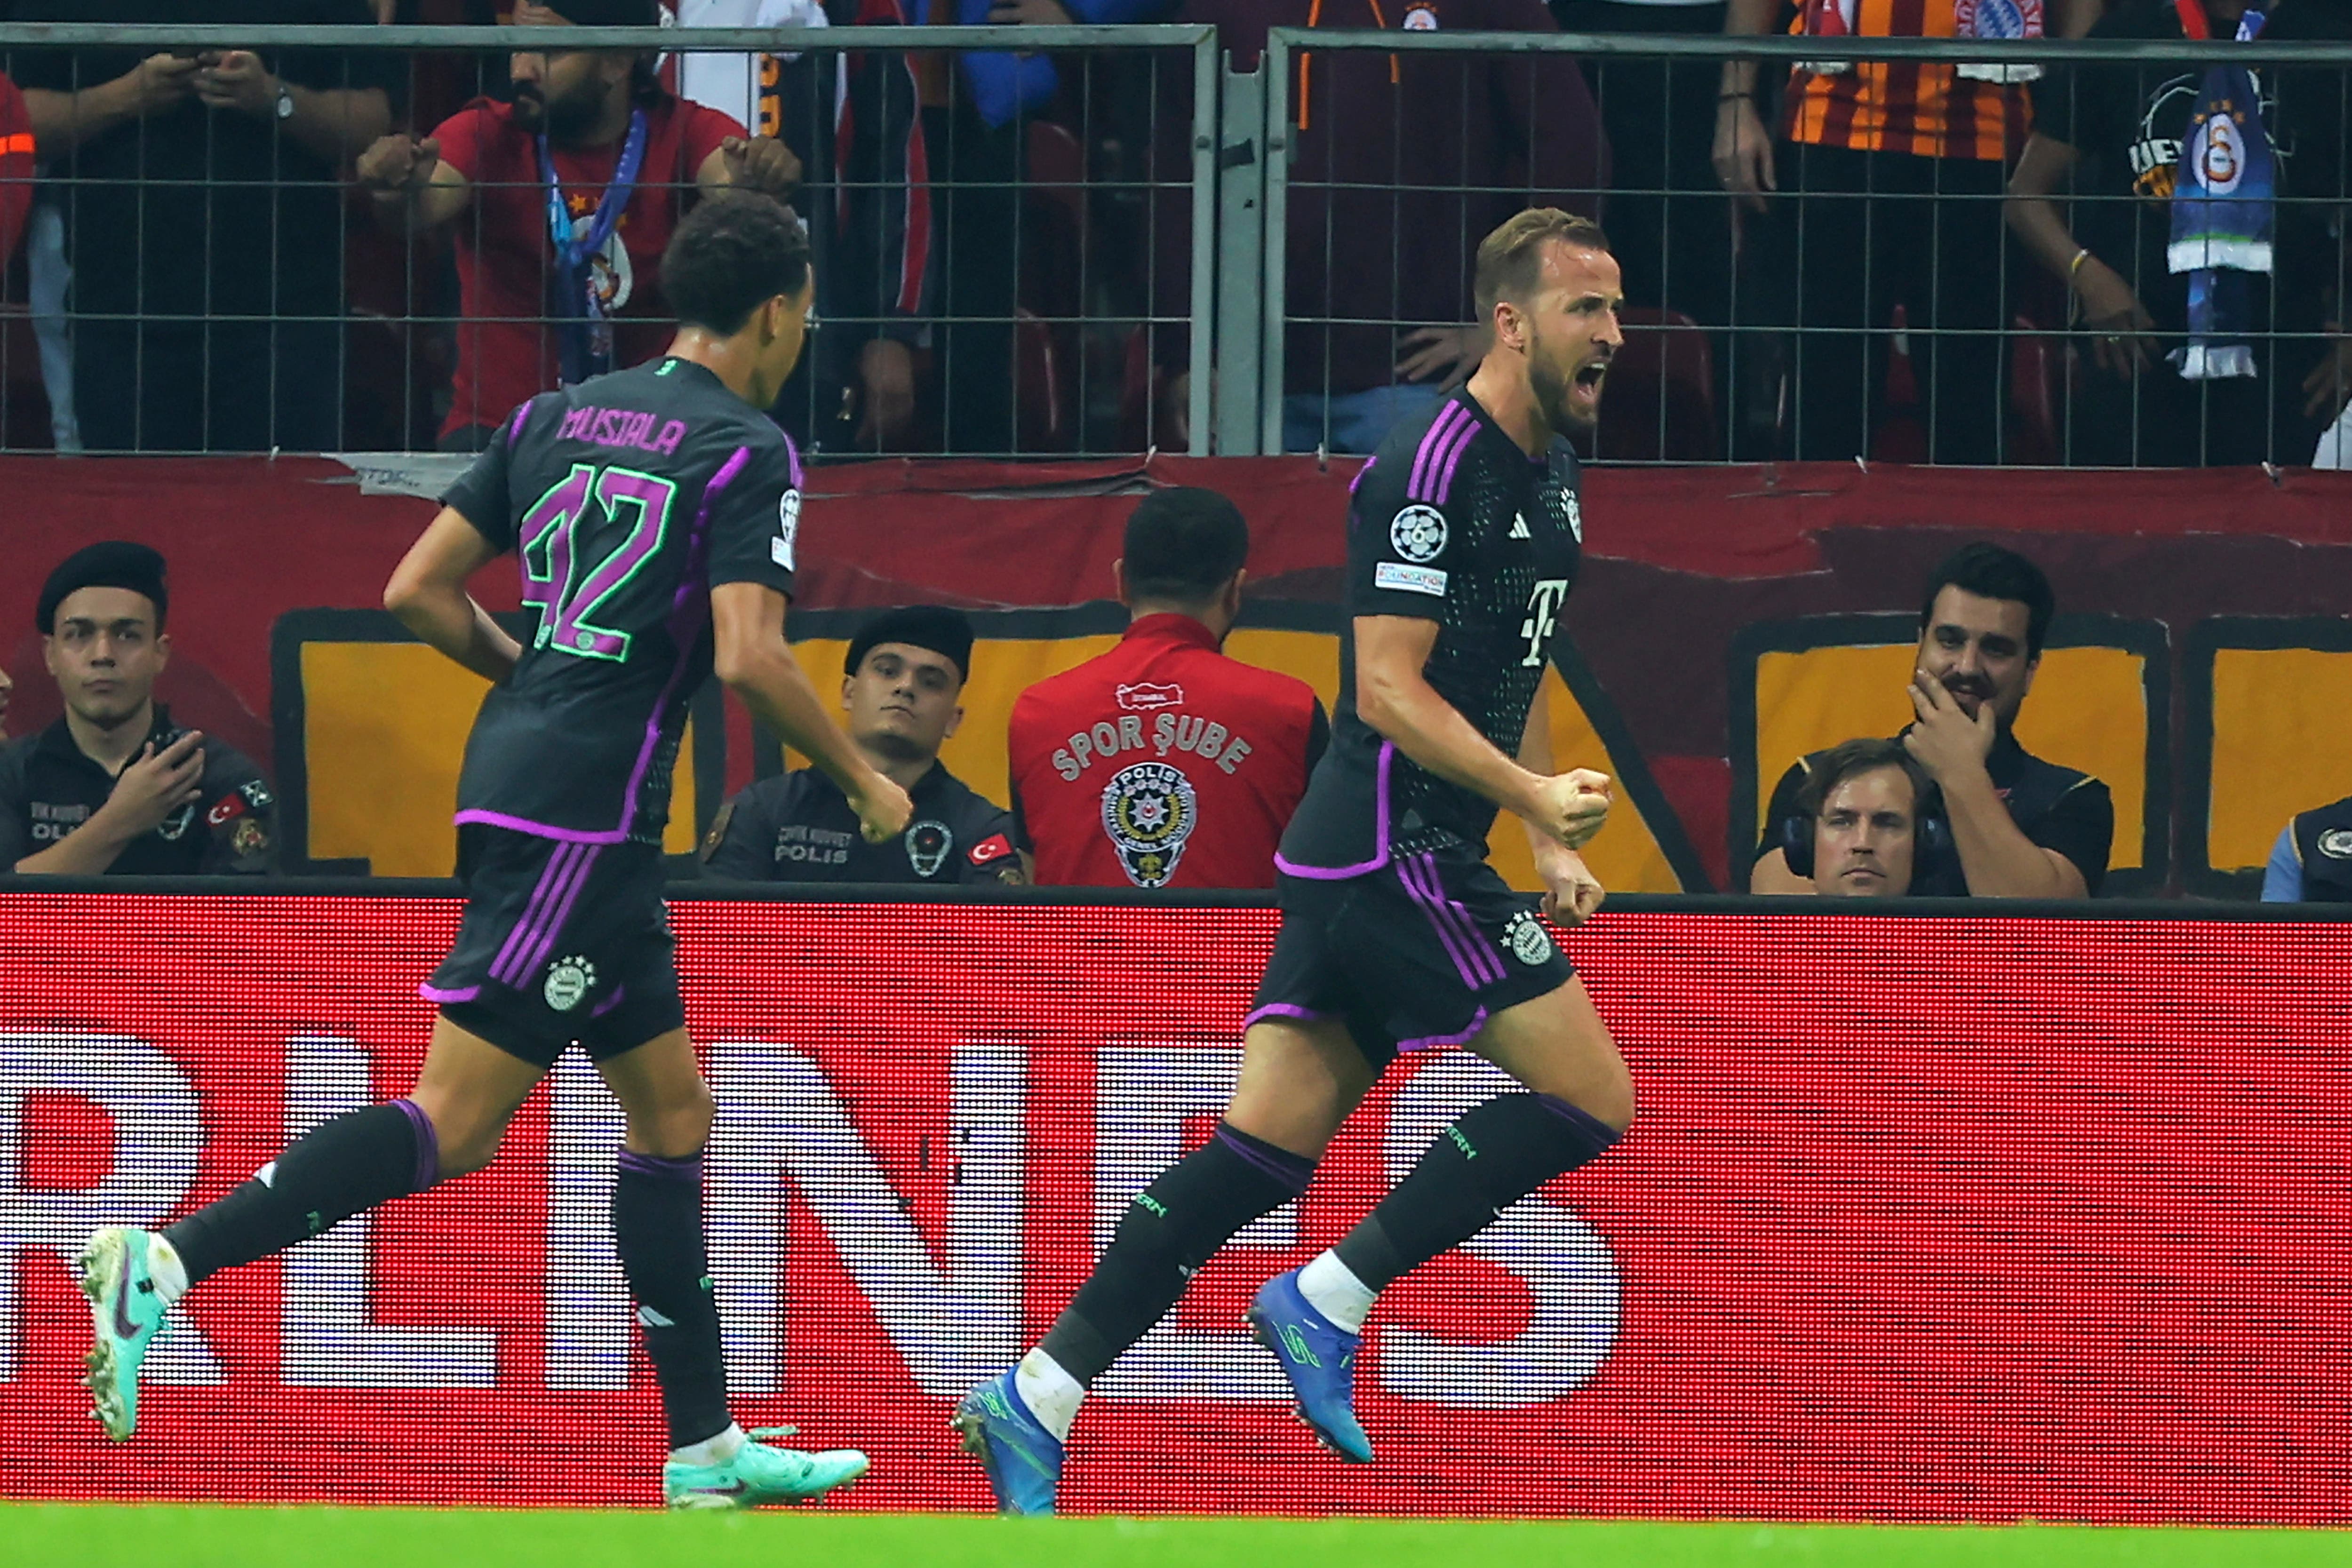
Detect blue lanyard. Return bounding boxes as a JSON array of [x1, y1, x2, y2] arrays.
[[538, 108, 649, 383]]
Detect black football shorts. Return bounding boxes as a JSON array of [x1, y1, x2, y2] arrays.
[[1246, 844, 1574, 1068], [423, 825, 686, 1067]]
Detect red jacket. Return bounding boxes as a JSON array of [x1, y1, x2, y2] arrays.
[[1009, 615, 1328, 890], [0, 74, 31, 269]]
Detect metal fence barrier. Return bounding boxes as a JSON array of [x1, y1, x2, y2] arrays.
[[3, 24, 2349, 466]]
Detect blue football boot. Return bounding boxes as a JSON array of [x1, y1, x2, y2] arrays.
[[1248, 1268, 1374, 1463]]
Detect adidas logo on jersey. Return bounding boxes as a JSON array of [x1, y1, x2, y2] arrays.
[[1508, 513, 1531, 539]]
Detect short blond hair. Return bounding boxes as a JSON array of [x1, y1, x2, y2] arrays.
[[1473, 207, 1611, 323]]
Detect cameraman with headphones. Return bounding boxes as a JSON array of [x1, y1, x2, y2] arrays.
[[1782, 740, 1946, 899], [1749, 543, 2113, 899]]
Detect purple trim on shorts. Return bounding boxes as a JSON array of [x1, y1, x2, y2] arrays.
[[505, 400, 532, 448], [1395, 854, 1491, 990], [1396, 1006, 1489, 1053], [1244, 1003, 1334, 1030], [611, 445, 750, 842], [589, 984, 628, 1019], [1537, 1091, 1624, 1147], [618, 1148, 704, 1184], [418, 983, 481, 1004], [1347, 455, 1376, 495], [508, 844, 603, 989], [451, 810, 629, 844], [1273, 741, 1395, 880], [490, 841, 582, 986], [1418, 852, 1506, 985], [1407, 403, 1467, 501], [391, 1097, 441, 1192], [1211, 1125, 1314, 1193], [1430, 418, 1484, 508]]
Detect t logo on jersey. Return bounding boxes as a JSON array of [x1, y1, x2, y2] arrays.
[[1520, 580, 1570, 668]]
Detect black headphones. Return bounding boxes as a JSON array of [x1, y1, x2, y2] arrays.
[[1782, 748, 1955, 889]]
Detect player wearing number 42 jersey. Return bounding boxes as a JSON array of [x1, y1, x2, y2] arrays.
[[74, 195, 914, 1509], [957, 209, 1637, 1512]]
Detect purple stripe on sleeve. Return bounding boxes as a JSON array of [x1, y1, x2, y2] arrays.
[[510, 844, 603, 988], [1395, 856, 1487, 991], [1347, 455, 1377, 495], [1211, 1126, 1314, 1193], [1430, 419, 1484, 507], [418, 983, 481, 1004], [612, 445, 752, 841], [1396, 1006, 1489, 1053], [1272, 741, 1395, 880], [1406, 403, 1467, 501], [489, 842, 580, 986], [391, 1096, 441, 1192], [618, 1149, 703, 1184], [505, 400, 532, 448]]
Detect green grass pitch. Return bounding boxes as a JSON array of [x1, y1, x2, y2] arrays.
[[5, 1507, 2347, 1568]]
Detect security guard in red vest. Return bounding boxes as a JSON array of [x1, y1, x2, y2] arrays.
[[1008, 489, 1327, 889]]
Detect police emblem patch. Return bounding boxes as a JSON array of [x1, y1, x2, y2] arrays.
[[1505, 910, 1555, 966], [1389, 504, 1449, 563], [2319, 828, 2352, 859], [907, 819, 953, 877], [1101, 761, 1199, 889], [544, 955, 598, 1013]]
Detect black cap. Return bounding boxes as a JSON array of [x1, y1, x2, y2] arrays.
[[845, 606, 975, 684], [37, 541, 168, 634]]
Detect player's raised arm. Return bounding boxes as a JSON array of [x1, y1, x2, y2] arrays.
[[710, 581, 912, 845], [1354, 615, 1607, 852], [383, 507, 524, 685]]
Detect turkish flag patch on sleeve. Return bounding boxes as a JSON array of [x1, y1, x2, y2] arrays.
[[969, 833, 1015, 866]]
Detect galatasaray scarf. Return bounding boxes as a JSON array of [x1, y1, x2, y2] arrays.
[[1797, 0, 2045, 83], [2167, 4, 2275, 380]]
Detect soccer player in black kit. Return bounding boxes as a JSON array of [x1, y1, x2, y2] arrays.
[[956, 209, 1633, 1512], [75, 195, 916, 1508]]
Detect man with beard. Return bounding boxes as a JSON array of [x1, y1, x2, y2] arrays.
[[1749, 544, 2113, 898], [700, 605, 1024, 885], [953, 208, 1632, 1512], [0, 542, 275, 876], [354, 0, 801, 450]]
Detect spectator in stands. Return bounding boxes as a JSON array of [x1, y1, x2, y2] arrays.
[[2006, 0, 2352, 467], [1715, 0, 2097, 463], [701, 606, 1024, 883], [1778, 738, 1944, 898], [670, 0, 933, 454], [1749, 543, 2113, 898], [0, 69, 30, 268], [1008, 488, 1326, 888], [354, 0, 801, 450], [0, 543, 275, 876], [9, 2, 398, 454], [2261, 793, 2352, 903], [1156, 0, 1608, 454]]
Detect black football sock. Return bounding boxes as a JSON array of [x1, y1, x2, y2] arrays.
[[163, 1100, 438, 1288], [612, 1149, 733, 1451], [1038, 1122, 1315, 1385], [1333, 1092, 1620, 1291]]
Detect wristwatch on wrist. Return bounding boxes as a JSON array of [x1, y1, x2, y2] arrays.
[[273, 79, 295, 121]]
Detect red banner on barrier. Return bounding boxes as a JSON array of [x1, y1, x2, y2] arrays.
[[0, 894, 2344, 1522]]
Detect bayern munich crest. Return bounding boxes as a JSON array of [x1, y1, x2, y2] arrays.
[[1955, 0, 2040, 40], [544, 955, 598, 1013], [1505, 910, 1555, 967], [1101, 761, 1199, 889]]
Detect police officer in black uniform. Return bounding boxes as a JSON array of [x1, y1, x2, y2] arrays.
[[0, 542, 275, 876], [2262, 794, 2352, 902], [700, 605, 1023, 885], [1751, 544, 2113, 898]]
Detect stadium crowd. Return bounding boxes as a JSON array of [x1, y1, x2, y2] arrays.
[[0, 0, 2348, 461]]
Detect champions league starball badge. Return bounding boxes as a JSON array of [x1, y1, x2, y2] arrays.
[[906, 820, 953, 878], [1101, 761, 1199, 889]]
